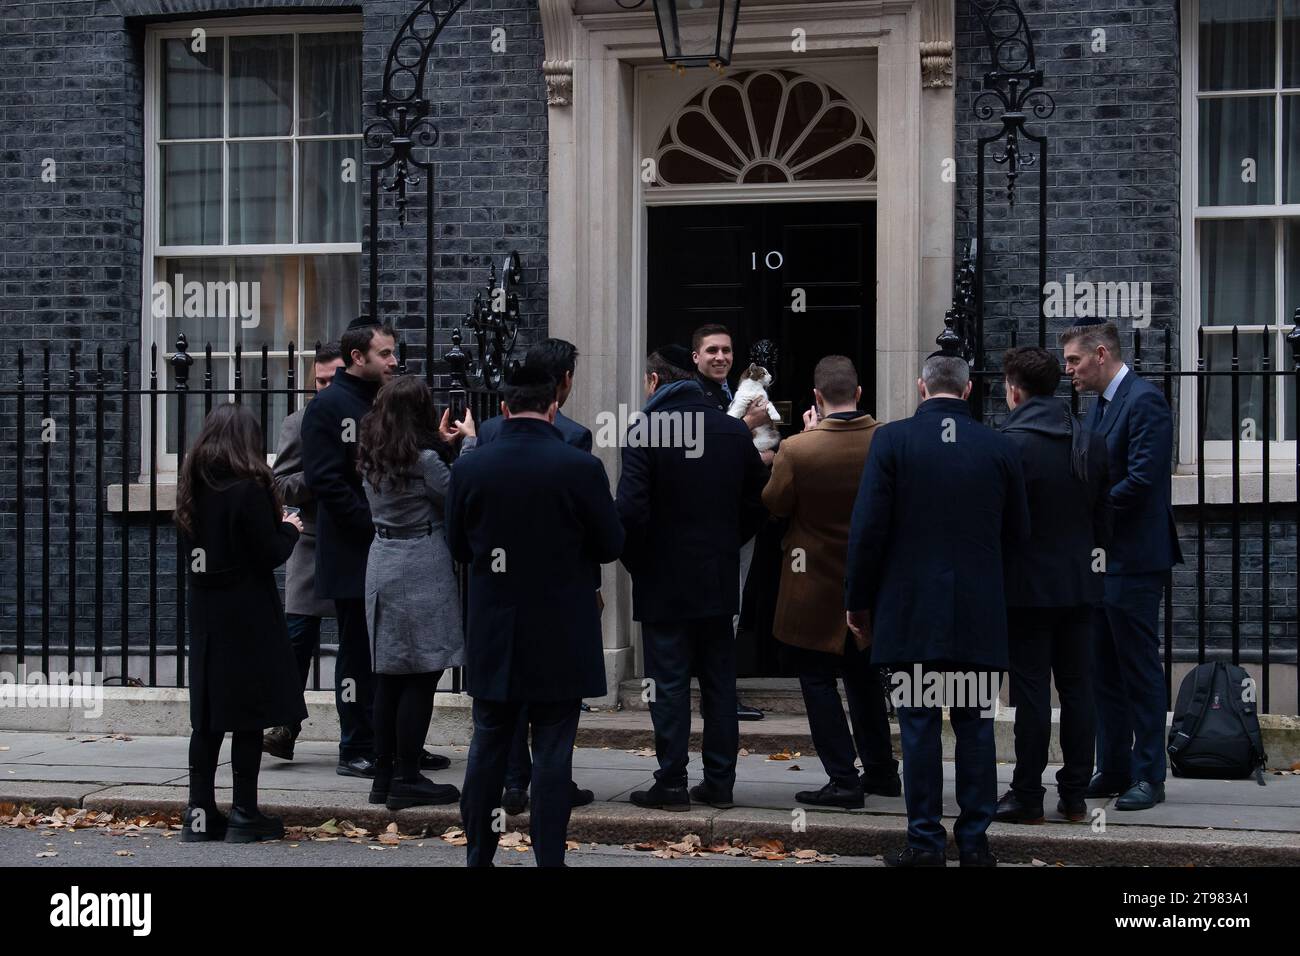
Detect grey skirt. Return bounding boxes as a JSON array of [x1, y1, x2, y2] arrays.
[[364, 532, 464, 675]]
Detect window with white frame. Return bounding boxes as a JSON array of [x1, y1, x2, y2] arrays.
[[1189, 0, 1300, 452], [145, 18, 363, 463]]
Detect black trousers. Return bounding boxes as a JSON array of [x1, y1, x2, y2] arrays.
[[640, 616, 738, 791], [1007, 606, 1095, 801], [783, 635, 898, 787], [461, 698, 581, 868], [374, 671, 442, 779], [333, 599, 375, 762]]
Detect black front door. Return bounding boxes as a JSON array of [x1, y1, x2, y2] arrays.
[[647, 201, 876, 420]]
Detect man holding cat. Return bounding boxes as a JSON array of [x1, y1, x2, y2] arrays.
[[692, 324, 777, 722]]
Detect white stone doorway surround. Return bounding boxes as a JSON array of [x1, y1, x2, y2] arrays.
[[540, 0, 956, 697]]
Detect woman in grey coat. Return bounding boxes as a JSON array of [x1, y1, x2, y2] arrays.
[[357, 375, 476, 810]]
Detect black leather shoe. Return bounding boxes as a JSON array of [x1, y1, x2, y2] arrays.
[[337, 756, 377, 779], [886, 846, 946, 867], [630, 783, 691, 811], [420, 749, 450, 771], [1114, 780, 1165, 811], [1057, 794, 1088, 822], [737, 702, 765, 721], [262, 726, 295, 761], [861, 769, 903, 798], [501, 788, 529, 815], [796, 780, 864, 809], [181, 804, 228, 842], [369, 757, 393, 805], [1084, 772, 1128, 798], [993, 790, 1044, 824], [688, 783, 734, 809], [224, 807, 285, 843], [960, 848, 998, 867], [387, 775, 460, 810], [569, 782, 595, 808]]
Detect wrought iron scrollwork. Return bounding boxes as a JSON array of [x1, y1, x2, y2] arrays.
[[940, 239, 979, 362], [458, 252, 523, 391], [968, 0, 1055, 207]]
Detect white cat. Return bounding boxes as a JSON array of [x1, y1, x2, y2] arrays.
[[728, 364, 782, 453]]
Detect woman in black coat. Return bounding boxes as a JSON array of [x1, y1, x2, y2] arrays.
[[174, 404, 306, 843]]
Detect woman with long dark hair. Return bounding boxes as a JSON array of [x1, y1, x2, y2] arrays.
[[357, 375, 476, 809], [175, 403, 306, 843]]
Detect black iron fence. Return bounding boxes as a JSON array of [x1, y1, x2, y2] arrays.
[[968, 324, 1300, 715], [0, 337, 499, 695], [2, 330, 1299, 714]]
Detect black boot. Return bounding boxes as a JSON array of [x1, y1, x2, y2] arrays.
[[1057, 793, 1088, 822], [386, 774, 460, 810], [993, 790, 1045, 824], [224, 807, 285, 843], [629, 782, 691, 811], [369, 756, 394, 806], [796, 780, 865, 809], [181, 804, 228, 843]]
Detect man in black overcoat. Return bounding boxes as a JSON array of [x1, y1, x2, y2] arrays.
[[616, 346, 767, 811], [447, 368, 625, 868], [995, 346, 1111, 825], [846, 351, 1029, 867], [301, 318, 396, 777]]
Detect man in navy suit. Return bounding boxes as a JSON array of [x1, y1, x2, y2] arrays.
[[476, 338, 593, 452], [845, 350, 1029, 866], [447, 367, 624, 867], [1063, 319, 1182, 811], [474, 339, 596, 816], [616, 346, 768, 811]]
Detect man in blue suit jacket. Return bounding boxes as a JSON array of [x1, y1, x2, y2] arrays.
[[476, 340, 593, 450], [474, 339, 595, 816], [447, 367, 624, 867], [845, 351, 1029, 866], [1063, 320, 1182, 811]]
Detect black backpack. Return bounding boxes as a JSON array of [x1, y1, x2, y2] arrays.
[[1167, 661, 1267, 784]]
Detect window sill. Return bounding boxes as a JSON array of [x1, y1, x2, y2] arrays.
[[107, 481, 177, 513], [1172, 468, 1297, 506]]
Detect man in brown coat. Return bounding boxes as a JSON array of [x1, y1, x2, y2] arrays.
[[762, 356, 900, 808]]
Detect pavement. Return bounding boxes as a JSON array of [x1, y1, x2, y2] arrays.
[[3, 726, 1300, 866]]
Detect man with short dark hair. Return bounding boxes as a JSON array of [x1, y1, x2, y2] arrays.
[[846, 351, 1029, 866], [617, 345, 767, 811], [449, 367, 624, 867], [477, 338, 592, 452], [263, 344, 344, 761], [691, 323, 774, 722], [995, 346, 1111, 825], [764, 356, 900, 808], [302, 319, 398, 777], [1062, 320, 1182, 812], [476, 338, 595, 815]]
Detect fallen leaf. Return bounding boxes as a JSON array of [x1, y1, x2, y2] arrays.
[[788, 764, 802, 772], [767, 750, 794, 761], [626, 747, 655, 757], [114, 850, 134, 857], [738, 748, 749, 757], [1031, 858, 1047, 866], [36, 851, 57, 858]]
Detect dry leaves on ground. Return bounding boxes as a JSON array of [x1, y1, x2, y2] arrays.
[[626, 747, 656, 757], [624, 834, 836, 863], [766, 750, 802, 762], [1, 805, 179, 835], [440, 827, 468, 846]]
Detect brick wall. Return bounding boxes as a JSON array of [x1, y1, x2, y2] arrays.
[[0, 0, 549, 666]]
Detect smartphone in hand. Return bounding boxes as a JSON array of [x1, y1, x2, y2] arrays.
[[282, 506, 301, 518]]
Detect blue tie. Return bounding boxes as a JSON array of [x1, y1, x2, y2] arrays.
[[1096, 395, 1109, 422]]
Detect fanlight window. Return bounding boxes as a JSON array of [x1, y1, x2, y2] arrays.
[[652, 69, 876, 187]]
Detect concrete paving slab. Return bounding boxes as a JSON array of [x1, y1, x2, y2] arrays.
[[0, 781, 116, 807], [11, 735, 193, 769], [1, 763, 187, 786]]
